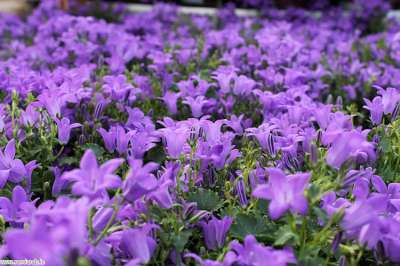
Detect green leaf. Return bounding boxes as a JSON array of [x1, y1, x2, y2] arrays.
[[59, 156, 79, 166], [187, 189, 222, 211], [298, 256, 325, 266], [144, 145, 166, 164], [82, 143, 105, 158], [307, 184, 320, 200], [313, 207, 328, 224], [230, 213, 272, 240], [273, 225, 300, 246], [172, 230, 192, 252], [255, 199, 269, 212]]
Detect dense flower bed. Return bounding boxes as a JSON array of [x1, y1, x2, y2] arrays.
[[0, 0, 399, 265]]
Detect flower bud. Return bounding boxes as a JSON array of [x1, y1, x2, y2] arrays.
[[236, 177, 248, 207]]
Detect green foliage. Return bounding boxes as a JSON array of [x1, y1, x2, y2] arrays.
[[187, 189, 223, 211], [376, 119, 400, 182], [230, 212, 274, 241]]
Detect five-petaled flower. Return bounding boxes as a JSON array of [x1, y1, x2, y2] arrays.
[[253, 168, 310, 220]]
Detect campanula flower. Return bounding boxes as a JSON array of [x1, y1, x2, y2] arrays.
[[123, 160, 158, 202], [98, 127, 117, 153], [162, 91, 181, 114], [120, 225, 157, 264], [253, 168, 310, 219], [126, 107, 155, 131], [3, 197, 90, 266], [3, 219, 65, 266], [0, 186, 36, 225], [92, 206, 114, 233], [37, 91, 65, 119], [51, 166, 67, 196], [24, 160, 38, 193], [128, 131, 158, 159], [246, 123, 280, 156], [115, 126, 132, 155], [98, 126, 133, 155], [320, 192, 351, 217], [364, 97, 384, 125], [235, 176, 248, 206], [320, 112, 353, 146], [0, 139, 27, 187], [183, 96, 211, 118], [326, 130, 376, 169], [19, 104, 40, 127], [199, 216, 233, 250], [184, 253, 229, 266], [213, 72, 236, 94], [55, 117, 81, 144], [160, 127, 189, 159], [102, 75, 134, 101], [233, 75, 256, 96], [376, 86, 400, 115], [229, 235, 297, 266], [62, 150, 124, 199], [225, 114, 245, 134], [341, 195, 387, 234], [148, 178, 173, 209]]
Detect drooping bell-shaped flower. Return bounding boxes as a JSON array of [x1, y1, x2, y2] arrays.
[[55, 117, 81, 144], [199, 216, 233, 250], [364, 97, 384, 125], [120, 225, 157, 264], [162, 91, 181, 114]]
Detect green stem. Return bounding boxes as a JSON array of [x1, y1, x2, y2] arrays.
[[92, 190, 122, 245], [300, 216, 307, 249], [54, 145, 64, 160], [353, 248, 364, 266], [88, 208, 95, 241], [11, 91, 18, 139]]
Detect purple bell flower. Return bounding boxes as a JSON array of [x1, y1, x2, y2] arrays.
[[120, 225, 157, 264], [123, 160, 159, 202], [0, 139, 27, 187], [62, 149, 124, 200], [98, 127, 117, 153], [375, 86, 400, 115], [162, 91, 181, 114], [253, 168, 310, 220], [55, 117, 81, 144], [160, 127, 188, 159], [0, 186, 36, 225], [326, 130, 375, 169], [229, 235, 297, 266], [19, 104, 40, 127], [183, 96, 210, 118], [364, 97, 384, 125], [199, 216, 233, 250]]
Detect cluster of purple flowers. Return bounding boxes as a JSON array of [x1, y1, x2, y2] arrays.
[[0, 0, 399, 265]]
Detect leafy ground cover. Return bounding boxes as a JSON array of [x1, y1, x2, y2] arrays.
[[0, 0, 399, 265]]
